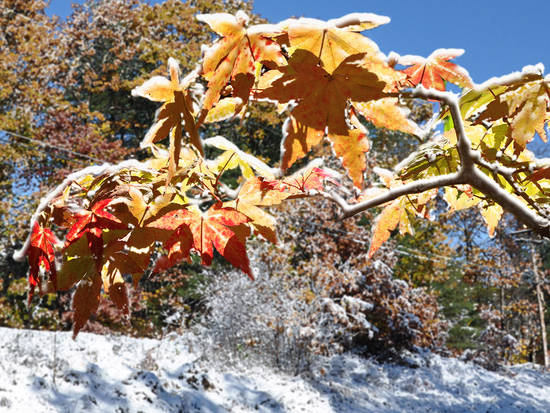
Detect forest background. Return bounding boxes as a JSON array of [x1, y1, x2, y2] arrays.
[[2, 0, 550, 369]]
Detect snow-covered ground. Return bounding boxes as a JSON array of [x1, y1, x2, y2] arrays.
[[0, 327, 549, 412]]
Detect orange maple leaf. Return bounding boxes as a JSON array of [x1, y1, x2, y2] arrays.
[[257, 50, 386, 187], [197, 11, 285, 111], [148, 204, 253, 278], [281, 13, 391, 75], [132, 57, 201, 161], [400, 48, 473, 91]]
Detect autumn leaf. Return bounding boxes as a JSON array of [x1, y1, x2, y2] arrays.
[[353, 98, 421, 135], [27, 222, 59, 301], [257, 50, 388, 187], [65, 199, 125, 265], [101, 262, 130, 315], [236, 176, 292, 206], [480, 202, 503, 238], [132, 57, 201, 163], [204, 135, 277, 179], [72, 276, 102, 338], [400, 48, 473, 91], [474, 77, 549, 150], [281, 13, 390, 74], [148, 204, 253, 278], [197, 11, 285, 111], [367, 199, 403, 259], [364, 168, 436, 258], [444, 185, 480, 211]]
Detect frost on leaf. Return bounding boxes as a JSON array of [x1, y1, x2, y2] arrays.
[[197, 11, 285, 112], [473, 78, 550, 151], [132, 58, 200, 166], [400, 48, 473, 91], [257, 50, 388, 187], [280, 13, 390, 74]]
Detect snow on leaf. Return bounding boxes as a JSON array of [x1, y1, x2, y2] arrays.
[[133, 58, 200, 162], [132, 57, 180, 102], [281, 13, 390, 74], [475, 78, 550, 150], [257, 50, 387, 186], [197, 12, 285, 111], [326, 12, 390, 31], [353, 98, 421, 135], [400, 48, 473, 91]]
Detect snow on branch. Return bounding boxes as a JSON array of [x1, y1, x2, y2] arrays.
[[13, 160, 155, 262]]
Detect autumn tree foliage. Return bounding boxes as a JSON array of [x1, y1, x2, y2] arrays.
[[12, 6, 550, 342]]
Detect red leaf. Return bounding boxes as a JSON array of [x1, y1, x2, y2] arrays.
[[65, 199, 126, 265], [72, 276, 102, 338], [401, 49, 473, 91], [27, 223, 59, 301], [149, 204, 253, 278]]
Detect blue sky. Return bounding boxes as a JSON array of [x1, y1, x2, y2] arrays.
[[48, 0, 550, 84]]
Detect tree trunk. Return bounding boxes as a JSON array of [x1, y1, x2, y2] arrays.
[[532, 246, 549, 368]]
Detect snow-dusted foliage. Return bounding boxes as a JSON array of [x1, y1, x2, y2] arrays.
[[462, 305, 520, 371], [3, 327, 550, 413], [195, 193, 446, 371]]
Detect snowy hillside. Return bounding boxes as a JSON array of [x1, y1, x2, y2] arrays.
[[0, 327, 549, 412]]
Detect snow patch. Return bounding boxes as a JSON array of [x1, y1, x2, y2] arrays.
[[1, 327, 550, 412]]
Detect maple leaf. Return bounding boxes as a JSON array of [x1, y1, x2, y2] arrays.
[[367, 199, 403, 259], [72, 276, 102, 338], [281, 13, 390, 75], [148, 204, 253, 278], [101, 262, 130, 316], [27, 222, 59, 302], [204, 135, 277, 179], [132, 57, 201, 163], [353, 98, 421, 135], [228, 168, 333, 244], [65, 199, 125, 265], [400, 48, 473, 91], [257, 50, 387, 187], [474, 77, 550, 150], [444, 185, 479, 212], [480, 202, 503, 238], [363, 168, 436, 258], [197, 11, 285, 111]]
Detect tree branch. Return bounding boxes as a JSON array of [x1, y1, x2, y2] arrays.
[[321, 172, 464, 218]]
